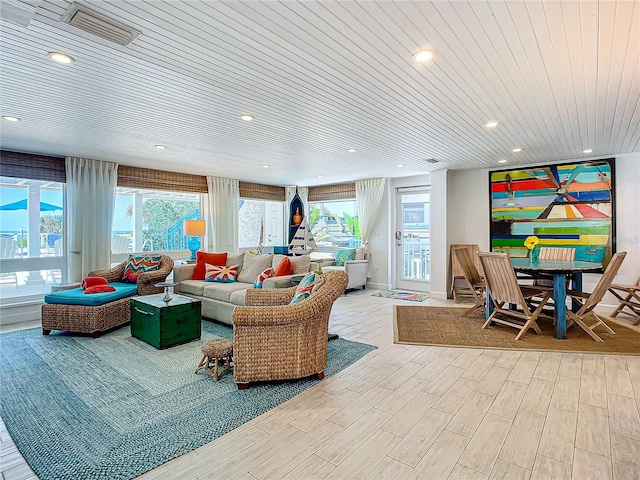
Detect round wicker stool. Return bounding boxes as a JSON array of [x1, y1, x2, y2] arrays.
[[195, 339, 233, 381]]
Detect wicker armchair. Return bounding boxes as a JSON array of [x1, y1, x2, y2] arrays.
[[232, 270, 348, 389], [88, 255, 174, 295]]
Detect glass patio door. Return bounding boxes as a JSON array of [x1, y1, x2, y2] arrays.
[[395, 189, 430, 292]]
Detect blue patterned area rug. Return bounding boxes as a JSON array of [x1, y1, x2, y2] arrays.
[[372, 289, 430, 302], [0, 322, 376, 480]]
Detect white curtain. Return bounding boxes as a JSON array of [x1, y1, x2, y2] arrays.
[[206, 176, 239, 253], [356, 178, 386, 248], [65, 157, 117, 281]]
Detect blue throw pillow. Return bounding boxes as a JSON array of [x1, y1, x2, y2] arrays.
[[334, 248, 356, 267]]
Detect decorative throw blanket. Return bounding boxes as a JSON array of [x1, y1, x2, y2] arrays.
[[81, 276, 108, 290], [84, 285, 116, 294]]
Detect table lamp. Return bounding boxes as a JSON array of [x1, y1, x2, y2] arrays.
[[184, 219, 206, 261]]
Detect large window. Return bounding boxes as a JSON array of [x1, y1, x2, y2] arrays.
[[308, 200, 359, 248], [112, 187, 202, 254], [0, 177, 65, 299]]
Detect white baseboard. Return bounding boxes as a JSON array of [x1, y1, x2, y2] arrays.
[[0, 301, 42, 326], [366, 282, 391, 290], [429, 290, 449, 300]]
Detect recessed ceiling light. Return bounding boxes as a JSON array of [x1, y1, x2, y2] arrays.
[[583, 149, 593, 154], [485, 121, 499, 128], [154, 145, 166, 150], [2, 115, 21, 122], [240, 114, 254, 121], [397, 164, 404, 167], [348, 148, 357, 153], [261, 164, 269, 168], [512, 148, 523, 153], [413, 50, 434, 62], [317, 175, 324, 178], [498, 159, 508, 164], [48, 52, 75, 64]]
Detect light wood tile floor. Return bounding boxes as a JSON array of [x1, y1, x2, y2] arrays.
[[2, 290, 640, 480]]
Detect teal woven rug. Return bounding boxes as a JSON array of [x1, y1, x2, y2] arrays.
[[0, 322, 376, 480]]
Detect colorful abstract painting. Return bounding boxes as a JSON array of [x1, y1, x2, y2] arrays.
[[490, 159, 615, 267]]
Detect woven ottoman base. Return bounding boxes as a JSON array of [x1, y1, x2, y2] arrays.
[[42, 296, 133, 338]]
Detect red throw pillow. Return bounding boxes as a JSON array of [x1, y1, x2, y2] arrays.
[[192, 252, 228, 280], [273, 257, 292, 276], [84, 285, 117, 294]]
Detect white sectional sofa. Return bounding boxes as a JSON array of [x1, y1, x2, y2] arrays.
[[173, 252, 319, 325]]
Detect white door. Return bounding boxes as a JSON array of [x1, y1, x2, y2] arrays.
[[264, 201, 284, 246], [395, 189, 431, 292]]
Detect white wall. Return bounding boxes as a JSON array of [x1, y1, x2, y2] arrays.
[[447, 153, 640, 306]]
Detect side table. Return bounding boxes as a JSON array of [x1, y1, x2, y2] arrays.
[[130, 294, 201, 349]]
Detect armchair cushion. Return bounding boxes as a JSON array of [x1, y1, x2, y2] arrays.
[[44, 282, 137, 306], [121, 255, 162, 283], [335, 248, 356, 266]]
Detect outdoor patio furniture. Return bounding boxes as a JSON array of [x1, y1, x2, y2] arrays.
[[453, 247, 486, 317]]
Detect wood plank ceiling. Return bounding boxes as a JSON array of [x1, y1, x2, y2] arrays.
[[0, 0, 638, 186]]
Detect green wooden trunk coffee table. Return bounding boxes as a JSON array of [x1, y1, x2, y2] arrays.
[[130, 294, 202, 349]]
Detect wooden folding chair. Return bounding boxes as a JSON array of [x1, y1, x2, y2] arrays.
[[454, 247, 486, 317], [565, 252, 627, 342], [532, 247, 576, 287], [478, 252, 552, 340], [607, 274, 640, 325], [449, 244, 481, 302]]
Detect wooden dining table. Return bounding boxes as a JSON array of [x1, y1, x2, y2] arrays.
[[485, 258, 602, 340]]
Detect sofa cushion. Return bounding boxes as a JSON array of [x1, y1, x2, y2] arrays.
[[355, 247, 365, 261], [202, 282, 250, 303], [290, 255, 311, 274], [335, 248, 356, 266], [44, 282, 138, 306], [192, 252, 228, 280], [229, 289, 247, 306], [178, 280, 208, 296], [226, 252, 245, 273], [273, 257, 292, 276], [237, 253, 273, 283], [121, 255, 162, 283], [204, 264, 239, 283]]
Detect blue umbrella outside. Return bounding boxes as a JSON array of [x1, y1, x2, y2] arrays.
[[0, 199, 62, 211]]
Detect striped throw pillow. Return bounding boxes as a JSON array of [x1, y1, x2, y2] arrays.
[[121, 255, 162, 283]]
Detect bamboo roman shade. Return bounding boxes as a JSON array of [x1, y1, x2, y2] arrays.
[[116, 165, 208, 193], [0, 150, 66, 182], [238, 182, 285, 201], [308, 182, 356, 201]]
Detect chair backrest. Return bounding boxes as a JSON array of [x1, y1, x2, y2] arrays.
[[539, 247, 575, 261], [0, 237, 18, 259], [478, 252, 527, 307], [454, 247, 483, 286], [451, 244, 480, 277], [580, 252, 627, 312]]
